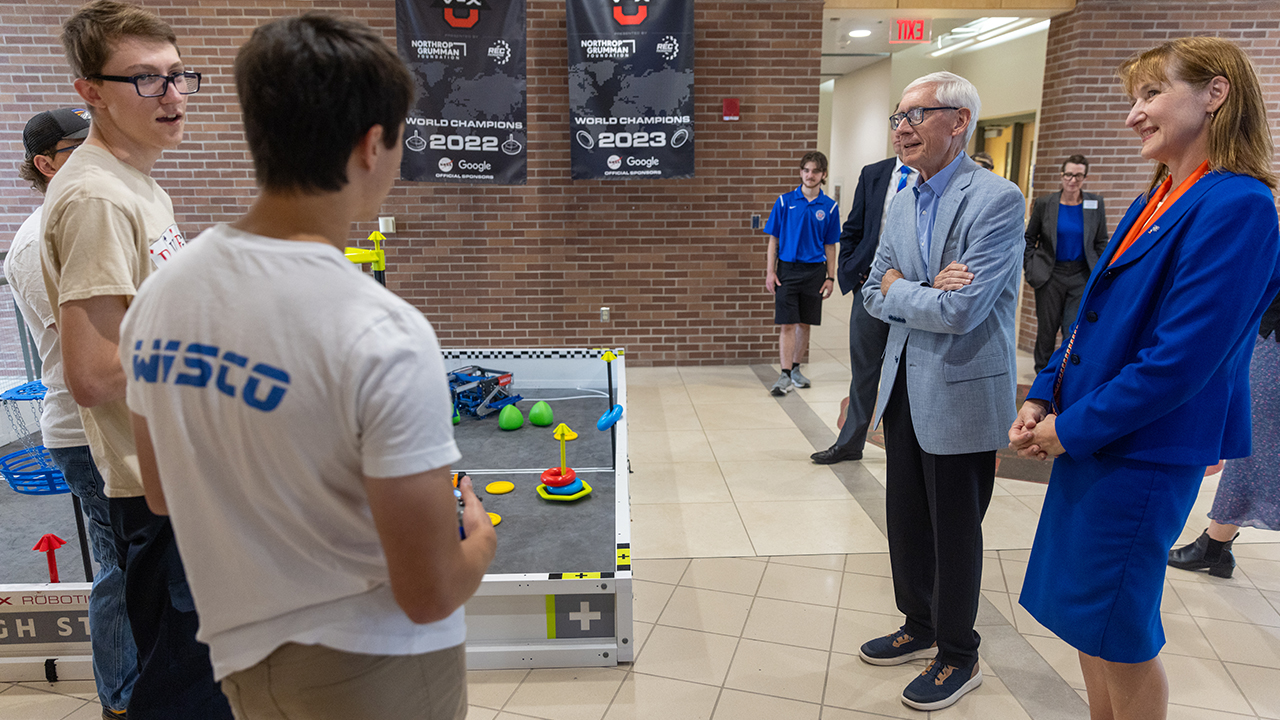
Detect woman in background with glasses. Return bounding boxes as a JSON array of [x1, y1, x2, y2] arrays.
[[1010, 37, 1280, 720], [1022, 155, 1109, 374]]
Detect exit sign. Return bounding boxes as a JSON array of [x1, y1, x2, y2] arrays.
[[891, 18, 931, 44]]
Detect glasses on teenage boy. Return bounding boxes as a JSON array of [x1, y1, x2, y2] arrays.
[[889, 106, 958, 131], [87, 71, 202, 98], [52, 142, 82, 156], [1062, 172, 1087, 180]]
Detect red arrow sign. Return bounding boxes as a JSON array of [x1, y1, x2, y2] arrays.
[[32, 534, 66, 583]]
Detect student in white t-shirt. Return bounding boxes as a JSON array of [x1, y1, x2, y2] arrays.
[[45, 3, 224, 717], [7, 106, 138, 718], [121, 14, 496, 720]]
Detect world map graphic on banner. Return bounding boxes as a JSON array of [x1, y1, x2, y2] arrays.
[[397, 0, 528, 185], [567, 0, 695, 180]]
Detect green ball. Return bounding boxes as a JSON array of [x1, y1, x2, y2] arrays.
[[498, 404, 524, 430], [529, 400, 554, 426]]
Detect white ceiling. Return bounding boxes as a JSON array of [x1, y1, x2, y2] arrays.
[[820, 9, 1059, 77]]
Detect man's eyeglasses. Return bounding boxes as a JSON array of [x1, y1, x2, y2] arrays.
[[889, 106, 958, 131], [52, 143, 82, 155], [1062, 172, 1087, 180], [87, 71, 201, 98]]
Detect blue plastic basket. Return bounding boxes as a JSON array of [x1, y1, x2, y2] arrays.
[[0, 446, 67, 495], [0, 380, 46, 402]]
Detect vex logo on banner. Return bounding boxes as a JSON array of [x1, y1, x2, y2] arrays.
[[436, 0, 487, 28], [399, 0, 528, 184], [612, 0, 648, 25], [567, 0, 694, 180]]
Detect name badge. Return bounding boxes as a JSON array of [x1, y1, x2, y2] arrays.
[[149, 224, 187, 267], [1082, 200, 1098, 210]]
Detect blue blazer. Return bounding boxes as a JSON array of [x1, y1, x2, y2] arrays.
[[864, 155, 1026, 454], [1027, 171, 1280, 466], [836, 157, 896, 295]]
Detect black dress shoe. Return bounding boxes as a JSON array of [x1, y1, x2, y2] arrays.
[[811, 443, 862, 464], [1168, 529, 1237, 578]]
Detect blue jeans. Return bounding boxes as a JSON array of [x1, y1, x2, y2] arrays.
[[48, 445, 138, 713]]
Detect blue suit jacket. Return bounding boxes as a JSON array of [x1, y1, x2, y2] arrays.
[[864, 154, 1026, 454], [837, 157, 896, 295], [1027, 171, 1280, 465]]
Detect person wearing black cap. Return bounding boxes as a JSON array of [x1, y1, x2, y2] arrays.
[[7, 107, 139, 720], [41, 2, 228, 719]]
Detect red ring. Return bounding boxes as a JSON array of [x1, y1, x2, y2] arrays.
[[541, 467, 577, 487]]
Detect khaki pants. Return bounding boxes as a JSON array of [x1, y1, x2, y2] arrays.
[[221, 643, 467, 720]]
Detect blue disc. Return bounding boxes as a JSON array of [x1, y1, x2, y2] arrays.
[[544, 478, 585, 495], [597, 404, 624, 431]]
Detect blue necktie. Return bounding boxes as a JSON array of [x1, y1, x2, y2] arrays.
[[896, 165, 911, 192]]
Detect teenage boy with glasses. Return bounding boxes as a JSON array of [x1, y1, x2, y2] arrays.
[[8, 107, 140, 720], [41, 2, 230, 717], [121, 14, 495, 719]]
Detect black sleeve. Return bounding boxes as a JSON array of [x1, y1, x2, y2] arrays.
[[1260, 291, 1280, 340], [1024, 196, 1045, 267], [836, 165, 872, 295]]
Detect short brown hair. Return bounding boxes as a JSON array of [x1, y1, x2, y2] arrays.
[[1061, 155, 1089, 173], [62, 0, 177, 79], [800, 150, 828, 185], [235, 13, 413, 193], [18, 153, 52, 194], [1119, 37, 1276, 192]]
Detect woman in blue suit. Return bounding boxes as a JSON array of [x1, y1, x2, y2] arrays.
[[1009, 37, 1280, 720]]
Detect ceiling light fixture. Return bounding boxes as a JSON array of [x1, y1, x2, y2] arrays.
[[966, 19, 1050, 52], [847, 29, 872, 38], [929, 38, 975, 58]]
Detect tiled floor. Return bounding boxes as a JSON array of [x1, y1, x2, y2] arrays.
[[6, 290, 1280, 719]]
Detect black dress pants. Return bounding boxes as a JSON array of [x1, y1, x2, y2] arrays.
[[1032, 261, 1089, 374], [111, 496, 233, 720], [882, 359, 995, 666]]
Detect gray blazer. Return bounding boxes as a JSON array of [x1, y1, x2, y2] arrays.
[[862, 155, 1025, 455], [1022, 190, 1108, 289]]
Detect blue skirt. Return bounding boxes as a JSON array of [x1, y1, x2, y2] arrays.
[[1019, 453, 1203, 663]]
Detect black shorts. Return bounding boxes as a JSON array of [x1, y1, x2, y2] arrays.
[[774, 260, 826, 325]]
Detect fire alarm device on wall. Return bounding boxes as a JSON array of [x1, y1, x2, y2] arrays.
[[723, 98, 740, 122]]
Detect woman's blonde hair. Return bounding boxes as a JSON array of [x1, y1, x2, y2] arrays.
[[1118, 36, 1276, 194]]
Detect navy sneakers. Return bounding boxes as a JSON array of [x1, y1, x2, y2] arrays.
[[901, 658, 983, 711], [858, 628, 937, 666]]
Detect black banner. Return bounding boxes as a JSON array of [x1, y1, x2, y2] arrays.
[[396, 0, 527, 184], [566, 0, 695, 180]]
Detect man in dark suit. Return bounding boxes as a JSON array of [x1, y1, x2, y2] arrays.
[[811, 139, 915, 464], [1023, 154, 1108, 373]]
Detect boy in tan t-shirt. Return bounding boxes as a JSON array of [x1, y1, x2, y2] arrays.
[[41, 2, 230, 717]]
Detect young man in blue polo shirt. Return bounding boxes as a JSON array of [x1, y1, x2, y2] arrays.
[[764, 151, 841, 395]]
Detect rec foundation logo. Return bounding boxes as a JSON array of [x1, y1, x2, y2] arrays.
[[438, 157, 455, 172], [656, 35, 679, 60], [489, 39, 511, 64]]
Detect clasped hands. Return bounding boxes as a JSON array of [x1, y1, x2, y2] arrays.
[[1008, 399, 1065, 461]]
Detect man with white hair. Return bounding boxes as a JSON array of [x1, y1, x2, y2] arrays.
[[857, 72, 1025, 711]]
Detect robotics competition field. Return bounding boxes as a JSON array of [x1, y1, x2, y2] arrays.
[[433, 348, 634, 669], [0, 348, 632, 680]]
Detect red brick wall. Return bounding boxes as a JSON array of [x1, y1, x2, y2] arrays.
[[0, 0, 826, 366], [1020, 0, 1280, 353]]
